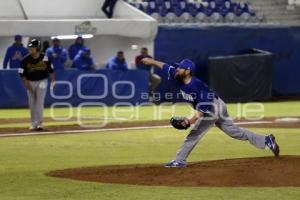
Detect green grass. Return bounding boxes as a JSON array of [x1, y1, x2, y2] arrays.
[[0, 128, 299, 200], [0, 101, 299, 128], [0, 101, 299, 199], [1, 101, 300, 119]]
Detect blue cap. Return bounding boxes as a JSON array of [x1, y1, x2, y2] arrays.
[[15, 35, 22, 40], [82, 47, 90, 54], [177, 59, 195, 73]]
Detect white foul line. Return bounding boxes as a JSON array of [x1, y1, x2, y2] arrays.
[[0, 125, 172, 137], [235, 121, 273, 125], [0, 121, 273, 138]]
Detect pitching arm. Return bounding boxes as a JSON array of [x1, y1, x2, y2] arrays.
[[142, 58, 165, 69]]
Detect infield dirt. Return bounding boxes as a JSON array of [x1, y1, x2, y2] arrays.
[[48, 156, 300, 187]]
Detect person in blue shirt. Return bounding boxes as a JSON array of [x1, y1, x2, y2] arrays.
[[3, 35, 28, 69], [142, 57, 280, 168], [46, 38, 67, 70], [71, 48, 95, 70], [106, 51, 128, 71], [68, 36, 86, 60]]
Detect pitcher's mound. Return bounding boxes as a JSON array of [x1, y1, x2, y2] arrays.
[[47, 156, 300, 187]]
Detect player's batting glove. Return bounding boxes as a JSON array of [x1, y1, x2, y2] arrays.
[[170, 116, 191, 130]]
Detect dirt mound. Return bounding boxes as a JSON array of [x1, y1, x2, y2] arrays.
[[47, 156, 300, 187]]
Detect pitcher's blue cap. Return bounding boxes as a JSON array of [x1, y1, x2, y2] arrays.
[[15, 35, 22, 40], [177, 59, 195, 73]]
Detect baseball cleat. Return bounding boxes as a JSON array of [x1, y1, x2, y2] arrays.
[[29, 126, 43, 131], [165, 160, 187, 168], [36, 125, 44, 131], [29, 126, 37, 131], [265, 134, 280, 157]]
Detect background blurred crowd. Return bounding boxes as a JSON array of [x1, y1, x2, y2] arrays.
[[3, 34, 161, 94]]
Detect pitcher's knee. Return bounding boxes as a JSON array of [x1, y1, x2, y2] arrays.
[[219, 124, 247, 139]]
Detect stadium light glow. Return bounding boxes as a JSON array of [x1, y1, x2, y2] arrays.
[[50, 34, 94, 40]]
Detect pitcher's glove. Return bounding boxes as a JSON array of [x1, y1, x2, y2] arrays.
[[170, 116, 190, 130]]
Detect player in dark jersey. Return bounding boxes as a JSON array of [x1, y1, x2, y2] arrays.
[[102, 0, 118, 18], [18, 39, 55, 131], [142, 58, 280, 168]]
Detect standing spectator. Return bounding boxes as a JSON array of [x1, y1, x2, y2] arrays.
[[68, 36, 86, 60], [3, 35, 28, 69], [46, 38, 67, 70], [42, 41, 50, 53], [18, 39, 55, 131], [135, 47, 161, 94], [102, 0, 119, 18], [71, 48, 95, 70], [106, 51, 128, 71]]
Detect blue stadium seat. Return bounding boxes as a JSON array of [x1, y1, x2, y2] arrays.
[[225, 12, 235, 23], [234, 2, 248, 17], [240, 12, 250, 22], [165, 1, 171, 9], [179, 12, 193, 23], [165, 12, 176, 23], [195, 11, 207, 23], [158, 6, 168, 17], [218, 1, 234, 17], [215, 0, 225, 8], [151, 12, 163, 22], [173, 6, 183, 17], [187, 4, 198, 17], [197, 3, 206, 12], [202, 3, 215, 17], [210, 12, 222, 23], [128, 0, 258, 24], [155, 0, 164, 7], [145, 1, 157, 15], [179, 1, 187, 11]]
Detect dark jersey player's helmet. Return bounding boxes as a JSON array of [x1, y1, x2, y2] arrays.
[[28, 39, 41, 49]]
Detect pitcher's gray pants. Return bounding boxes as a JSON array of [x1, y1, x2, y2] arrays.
[[27, 79, 48, 128], [175, 97, 266, 163]]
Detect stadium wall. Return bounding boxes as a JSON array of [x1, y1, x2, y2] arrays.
[[0, 69, 149, 108], [154, 25, 300, 98]]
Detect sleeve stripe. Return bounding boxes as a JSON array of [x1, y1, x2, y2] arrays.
[[18, 68, 24, 74], [168, 66, 175, 80]]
